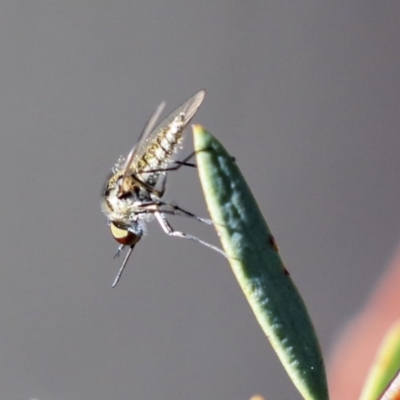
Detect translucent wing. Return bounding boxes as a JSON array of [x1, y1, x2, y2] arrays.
[[121, 101, 165, 184], [123, 89, 205, 178]]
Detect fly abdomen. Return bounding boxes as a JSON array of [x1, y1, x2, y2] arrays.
[[140, 114, 186, 172]]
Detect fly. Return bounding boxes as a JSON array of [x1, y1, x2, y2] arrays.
[[101, 90, 225, 287]]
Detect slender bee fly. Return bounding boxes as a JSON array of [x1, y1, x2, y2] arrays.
[[101, 90, 225, 287]]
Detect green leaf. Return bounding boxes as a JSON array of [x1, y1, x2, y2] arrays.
[[379, 369, 400, 400], [360, 321, 400, 400], [193, 125, 329, 400]]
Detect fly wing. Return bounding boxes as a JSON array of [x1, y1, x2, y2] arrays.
[[121, 101, 165, 183], [124, 89, 205, 176]]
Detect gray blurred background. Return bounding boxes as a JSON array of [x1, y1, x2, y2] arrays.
[[0, 1, 399, 399]]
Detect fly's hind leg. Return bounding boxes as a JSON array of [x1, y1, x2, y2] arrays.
[[147, 151, 197, 175], [171, 151, 197, 169], [154, 211, 226, 258], [154, 152, 197, 197], [165, 151, 197, 171]]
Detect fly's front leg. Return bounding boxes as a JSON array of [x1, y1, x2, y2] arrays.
[[154, 211, 226, 258], [112, 244, 136, 287], [114, 244, 124, 259]]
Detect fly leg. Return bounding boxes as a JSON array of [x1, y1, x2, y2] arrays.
[[171, 151, 197, 169], [112, 244, 136, 288], [113, 244, 124, 259], [155, 201, 214, 225], [154, 152, 197, 197], [154, 211, 226, 258], [147, 151, 197, 175], [138, 201, 215, 226]]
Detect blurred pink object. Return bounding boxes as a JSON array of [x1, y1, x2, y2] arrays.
[[328, 241, 400, 399]]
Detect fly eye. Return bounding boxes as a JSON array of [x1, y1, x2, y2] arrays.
[[110, 223, 140, 246]]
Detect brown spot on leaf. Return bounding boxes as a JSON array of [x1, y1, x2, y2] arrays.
[[269, 235, 279, 252], [283, 266, 290, 276]]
